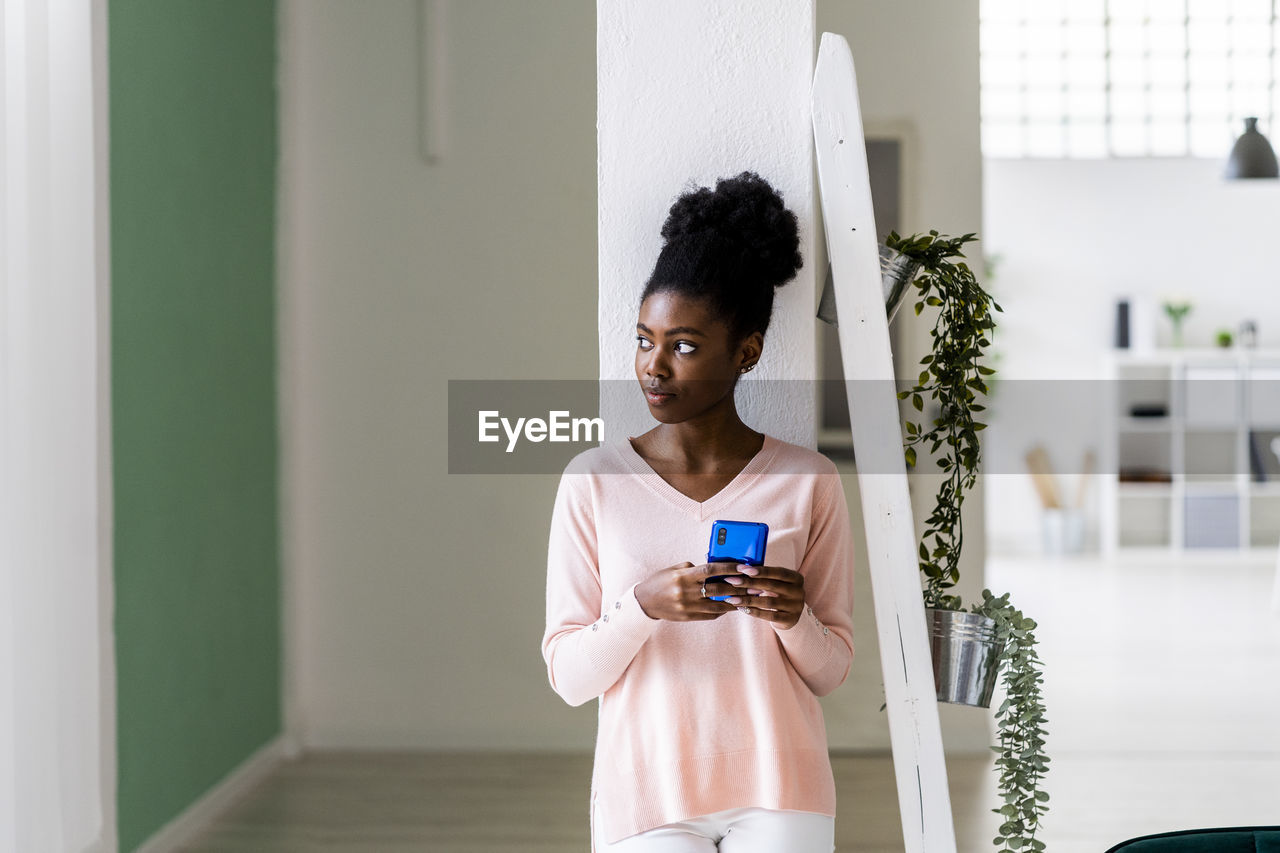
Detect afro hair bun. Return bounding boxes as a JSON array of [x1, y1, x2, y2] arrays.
[[659, 170, 802, 290]]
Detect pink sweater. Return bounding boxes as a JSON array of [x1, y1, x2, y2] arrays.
[[541, 432, 856, 846]]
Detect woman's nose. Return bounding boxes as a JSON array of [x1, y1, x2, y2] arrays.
[[642, 348, 667, 378]]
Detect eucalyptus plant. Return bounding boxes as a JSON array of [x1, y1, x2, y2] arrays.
[[979, 590, 1049, 852], [888, 231, 1049, 853]]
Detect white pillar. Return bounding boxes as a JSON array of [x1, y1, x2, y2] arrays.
[[1, 0, 113, 850], [597, 0, 817, 446]]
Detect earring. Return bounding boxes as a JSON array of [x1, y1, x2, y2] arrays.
[[738, 363, 756, 374]]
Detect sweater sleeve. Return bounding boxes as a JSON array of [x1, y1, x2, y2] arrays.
[[771, 473, 856, 697], [541, 467, 661, 707]]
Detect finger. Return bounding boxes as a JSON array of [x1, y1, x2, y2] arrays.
[[735, 603, 790, 620], [700, 577, 753, 601], [732, 601, 782, 613], [703, 568, 748, 582], [722, 577, 801, 597], [735, 564, 803, 583], [759, 565, 804, 584], [692, 590, 737, 608], [706, 590, 750, 602]]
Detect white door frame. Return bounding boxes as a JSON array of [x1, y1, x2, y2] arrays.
[[92, 0, 119, 848]]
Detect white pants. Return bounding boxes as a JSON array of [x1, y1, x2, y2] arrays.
[[593, 801, 835, 852]]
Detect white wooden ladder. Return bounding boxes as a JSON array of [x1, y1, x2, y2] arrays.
[[811, 31, 959, 853]]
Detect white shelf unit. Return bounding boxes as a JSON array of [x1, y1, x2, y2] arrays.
[[1103, 349, 1280, 556]]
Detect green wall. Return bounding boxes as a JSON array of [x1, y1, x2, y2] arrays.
[[109, 1, 280, 849]]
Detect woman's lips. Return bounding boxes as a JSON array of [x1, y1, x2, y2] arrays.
[[644, 389, 675, 405]]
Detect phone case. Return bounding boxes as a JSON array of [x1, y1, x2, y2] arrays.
[[704, 520, 769, 600]]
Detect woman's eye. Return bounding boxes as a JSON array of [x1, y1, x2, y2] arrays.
[[635, 337, 695, 354]]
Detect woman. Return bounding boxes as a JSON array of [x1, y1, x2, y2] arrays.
[[541, 171, 856, 852]]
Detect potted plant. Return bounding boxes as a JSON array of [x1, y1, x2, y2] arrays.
[[1162, 297, 1193, 348], [886, 230, 1050, 853]]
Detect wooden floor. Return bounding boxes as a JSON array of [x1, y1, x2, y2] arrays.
[[181, 555, 1280, 852]]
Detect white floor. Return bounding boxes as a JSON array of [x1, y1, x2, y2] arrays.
[[982, 550, 1280, 849]]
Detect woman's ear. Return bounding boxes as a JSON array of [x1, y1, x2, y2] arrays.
[[737, 331, 764, 370]]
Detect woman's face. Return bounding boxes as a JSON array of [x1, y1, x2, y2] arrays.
[[634, 290, 760, 424]]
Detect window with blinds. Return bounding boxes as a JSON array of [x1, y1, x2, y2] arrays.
[[981, 0, 1280, 157]]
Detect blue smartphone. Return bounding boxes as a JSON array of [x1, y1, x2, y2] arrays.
[[704, 520, 769, 601]]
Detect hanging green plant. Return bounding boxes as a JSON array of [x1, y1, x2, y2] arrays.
[[979, 590, 1050, 852], [889, 230, 998, 611], [887, 230, 1049, 853]]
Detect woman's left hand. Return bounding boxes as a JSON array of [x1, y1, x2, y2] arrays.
[[718, 564, 805, 629]]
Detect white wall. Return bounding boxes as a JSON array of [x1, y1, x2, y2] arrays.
[[597, 0, 818, 442], [982, 157, 1280, 554], [279, 0, 599, 749], [281, 0, 991, 753]]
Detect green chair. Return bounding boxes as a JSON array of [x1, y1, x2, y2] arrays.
[[1106, 827, 1280, 852]]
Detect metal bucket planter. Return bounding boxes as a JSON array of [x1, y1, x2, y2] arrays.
[[926, 608, 1004, 708], [815, 243, 923, 328], [879, 243, 924, 324]]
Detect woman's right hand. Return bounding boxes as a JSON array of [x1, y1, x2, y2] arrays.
[[634, 562, 742, 621]]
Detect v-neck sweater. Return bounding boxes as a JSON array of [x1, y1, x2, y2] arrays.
[[541, 433, 857, 847]]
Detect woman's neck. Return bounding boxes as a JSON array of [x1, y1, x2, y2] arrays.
[[638, 418, 764, 471]]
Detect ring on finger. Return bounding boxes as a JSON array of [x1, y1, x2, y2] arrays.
[[700, 580, 708, 599]]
